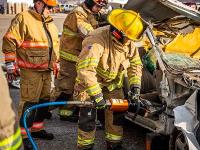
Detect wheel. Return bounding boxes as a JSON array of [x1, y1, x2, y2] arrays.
[[170, 129, 189, 150]]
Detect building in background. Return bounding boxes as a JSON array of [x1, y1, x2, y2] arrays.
[[0, 0, 31, 14], [58, 0, 84, 5]]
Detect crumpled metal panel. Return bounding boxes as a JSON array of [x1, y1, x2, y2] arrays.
[[108, 0, 128, 4], [124, 0, 178, 21], [124, 0, 200, 23], [173, 90, 200, 150]]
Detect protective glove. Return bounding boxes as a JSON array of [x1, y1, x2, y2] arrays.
[[128, 87, 148, 116], [53, 62, 60, 79], [91, 93, 106, 109], [128, 86, 140, 101], [127, 86, 140, 113], [6, 62, 20, 81]]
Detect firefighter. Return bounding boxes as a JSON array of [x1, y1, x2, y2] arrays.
[[0, 67, 23, 150], [74, 9, 144, 150], [53, 0, 107, 122], [2, 0, 59, 149]]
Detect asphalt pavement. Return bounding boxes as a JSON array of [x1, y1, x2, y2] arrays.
[[9, 86, 146, 150]]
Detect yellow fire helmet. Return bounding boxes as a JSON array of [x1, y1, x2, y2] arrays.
[[42, 0, 58, 6], [107, 9, 144, 41]]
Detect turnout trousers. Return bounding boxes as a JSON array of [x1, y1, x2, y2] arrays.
[[52, 59, 77, 117], [19, 69, 51, 138], [74, 87, 124, 149]]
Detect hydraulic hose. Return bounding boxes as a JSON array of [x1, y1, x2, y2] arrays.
[[23, 101, 93, 150]]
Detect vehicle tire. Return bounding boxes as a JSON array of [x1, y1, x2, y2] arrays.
[[150, 134, 169, 150], [196, 126, 200, 146], [169, 128, 189, 150]]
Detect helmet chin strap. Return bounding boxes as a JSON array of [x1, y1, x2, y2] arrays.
[[110, 25, 126, 44], [41, 4, 47, 16]]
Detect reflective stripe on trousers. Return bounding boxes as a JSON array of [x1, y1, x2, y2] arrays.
[[78, 136, 94, 147], [0, 127, 22, 150], [58, 109, 73, 117], [105, 132, 122, 142], [32, 122, 44, 130]]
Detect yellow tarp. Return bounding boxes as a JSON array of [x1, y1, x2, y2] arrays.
[[165, 28, 200, 59]]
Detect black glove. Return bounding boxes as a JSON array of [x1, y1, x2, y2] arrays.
[[128, 87, 148, 116], [128, 87, 140, 101], [91, 93, 106, 109], [127, 86, 140, 113]]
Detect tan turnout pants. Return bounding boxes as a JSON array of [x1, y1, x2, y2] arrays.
[[19, 69, 51, 138], [74, 87, 124, 149]]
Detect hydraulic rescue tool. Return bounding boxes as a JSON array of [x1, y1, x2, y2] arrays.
[[23, 97, 150, 150]]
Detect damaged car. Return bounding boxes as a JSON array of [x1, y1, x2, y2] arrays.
[[124, 0, 200, 150]]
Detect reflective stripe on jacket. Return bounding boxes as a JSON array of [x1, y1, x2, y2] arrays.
[[2, 9, 59, 70], [59, 3, 98, 61], [75, 26, 142, 96], [59, 51, 78, 62]]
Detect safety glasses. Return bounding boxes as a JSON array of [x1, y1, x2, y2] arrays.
[[95, 4, 103, 9], [46, 5, 53, 10]]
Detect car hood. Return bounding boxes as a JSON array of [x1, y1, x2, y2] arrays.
[[124, 0, 200, 24]]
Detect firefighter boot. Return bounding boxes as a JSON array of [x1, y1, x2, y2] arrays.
[[56, 93, 79, 122], [31, 130, 54, 140], [45, 111, 52, 119], [78, 145, 94, 150], [106, 141, 127, 150], [60, 107, 79, 122], [23, 138, 33, 150]]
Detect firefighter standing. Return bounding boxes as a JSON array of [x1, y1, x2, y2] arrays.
[[53, 0, 107, 121], [74, 9, 144, 150], [2, 0, 59, 149], [0, 67, 23, 150]]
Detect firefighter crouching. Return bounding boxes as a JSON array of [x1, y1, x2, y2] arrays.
[[74, 9, 144, 150], [0, 67, 23, 150], [52, 0, 107, 121], [2, 0, 59, 149]]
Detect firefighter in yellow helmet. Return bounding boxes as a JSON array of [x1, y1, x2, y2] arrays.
[[2, 0, 59, 149], [74, 9, 144, 150], [53, 0, 107, 122], [0, 67, 23, 150]]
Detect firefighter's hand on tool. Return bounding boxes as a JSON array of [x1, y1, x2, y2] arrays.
[[127, 87, 140, 113], [91, 93, 106, 109], [128, 87, 149, 114], [128, 87, 140, 101], [6, 62, 20, 81], [53, 62, 60, 78]]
